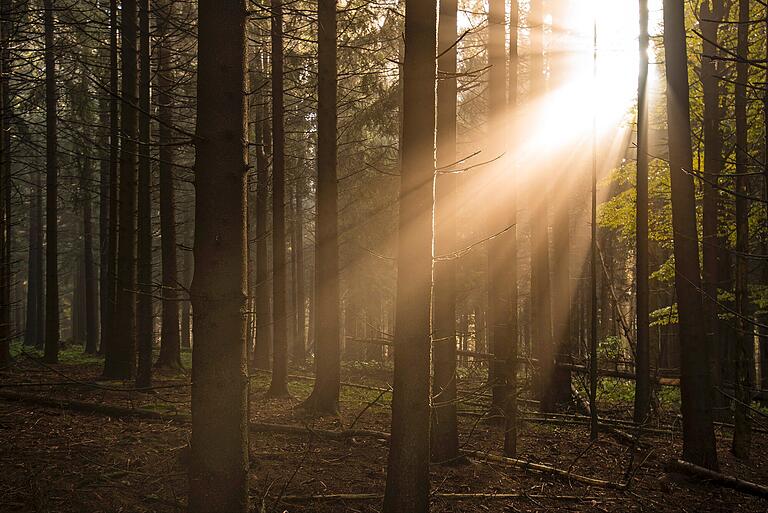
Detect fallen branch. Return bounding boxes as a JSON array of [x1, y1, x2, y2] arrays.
[[666, 459, 768, 499], [463, 450, 627, 489], [277, 492, 608, 502]]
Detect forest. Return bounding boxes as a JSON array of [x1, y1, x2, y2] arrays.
[[0, 0, 768, 511]]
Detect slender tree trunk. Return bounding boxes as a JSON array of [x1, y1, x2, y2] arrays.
[[487, 0, 512, 420], [732, 0, 752, 459], [156, 0, 182, 370], [634, 0, 651, 424], [662, 0, 719, 470], [252, 53, 271, 370], [189, 1, 249, 511], [300, 0, 339, 413], [699, 0, 727, 419], [431, 0, 459, 462], [0, 0, 10, 367], [504, 0, 520, 458], [25, 172, 42, 348], [82, 154, 98, 354], [589, 19, 599, 440], [102, 0, 120, 358], [105, 0, 139, 379], [382, 0, 436, 509], [135, 0, 153, 388], [268, 0, 290, 397], [529, 0, 554, 412], [293, 181, 305, 360], [98, 94, 110, 354], [43, 0, 59, 364], [181, 232, 192, 350]]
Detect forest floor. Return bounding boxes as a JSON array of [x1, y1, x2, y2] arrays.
[[1, 343, 767, 512]]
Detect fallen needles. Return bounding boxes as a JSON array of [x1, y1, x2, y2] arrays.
[[277, 492, 612, 502]]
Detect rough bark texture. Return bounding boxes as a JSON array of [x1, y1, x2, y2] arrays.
[[43, 0, 59, 364], [81, 155, 98, 354], [633, 0, 651, 425], [731, 0, 752, 459], [663, 0, 719, 470], [431, 0, 459, 462], [104, 0, 138, 379], [302, 0, 340, 414], [268, 0, 290, 398], [136, 0, 153, 388], [25, 171, 43, 348], [292, 183, 306, 361], [155, 0, 182, 370], [504, 0, 519, 458], [0, 0, 9, 367], [528, 0, 554, 413], [252, 53, 271, 370], [189, 1, 249, 511], [382, 0, 436, 509]]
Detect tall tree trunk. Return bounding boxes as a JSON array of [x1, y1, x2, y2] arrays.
[[189, 1, 249, 511], [25, 172, 42, 348], [529, 0, 554, 412], [662, 0, 719, 470], [82, 154, 98, 354], [43, 0, 59, 364], [155, 0, 182, 370], [136, 0, 153, 388], [252, 52, 271, 370], [105, 0, 139, 379], [431, 0, 459, 462], [504, 0, 520, 458], [102, 0, 120, 357], [731, 0, 752, 459], [293, 181, 305, 360], [382, 0, 436, 510], [700, 0, 727, 419], [268, 0, 290, 398], [181, 227, 192, 350], [549, 0, 573, 407], [98, 94, 110, 354], [633, 0, 651, 424], [300, 0, 339, 413], [487, 0, 512, 421], [0, 0, 10, 367]]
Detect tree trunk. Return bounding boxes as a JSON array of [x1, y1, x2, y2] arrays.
[[268, 0, 290, 398], [634, 0, 651, 424], [252, 52, 271, 370], [135, 0, 153, 388], [662, 0, 719, 470], [301, 0, 340, 413], [82, 154, 98, 354], [293, 181, 306, 361], [529, 0, 554, 412], [98, 93, 110, 354], [155, 0, 182, 370], [189, 1, 249, 511], [504, 0, 520, 458], [431, 0, 459, 462], [102, 0, 119, 357], [104, 0, 138, 379], [43, 0, 59, 364], [731, 0, 752, 459], [382, 0, 436, 510], [25, 172, 42, 348]]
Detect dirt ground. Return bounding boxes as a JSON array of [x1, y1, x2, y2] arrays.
[[1, 348, 767, 512]]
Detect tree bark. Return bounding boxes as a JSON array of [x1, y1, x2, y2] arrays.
[[382, 0, 436, 509], [155, 0, 182, 370], [81, 154, 98, 354], [105, 0, 139, 379], [189, 0, 249, 511], [731, 0, 752, 459], [136, 0, 153, 388], [662, 0, 719, 470], [431, 0, 459, 462], [43, 0, 59, 364], [633, 0, 651, 425]]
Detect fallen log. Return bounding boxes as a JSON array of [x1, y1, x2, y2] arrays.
[[463, 450, 627, 489], [277, 492, 608, 502], [0, 390, 389, 441], [666, 459, 768, 499]]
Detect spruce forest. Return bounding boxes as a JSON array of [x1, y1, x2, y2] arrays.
[[2, 0, 768, 511]]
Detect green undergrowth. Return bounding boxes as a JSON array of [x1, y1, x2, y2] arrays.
[[10, 340, 103, 366]]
